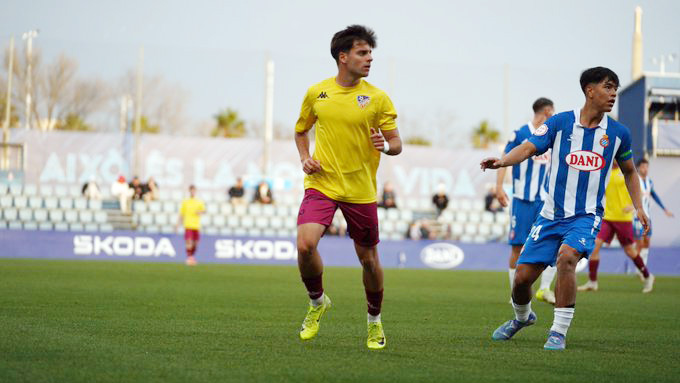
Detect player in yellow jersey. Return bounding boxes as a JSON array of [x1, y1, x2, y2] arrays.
[[294, 25, 402, 350], [176, 185, 205, 266], [578, 162, 654, 292]]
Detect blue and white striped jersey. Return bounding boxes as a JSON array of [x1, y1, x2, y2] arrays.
[[505, 122, 550, 201], [639, 176, 666, 217], [528, 109, 633, 220]]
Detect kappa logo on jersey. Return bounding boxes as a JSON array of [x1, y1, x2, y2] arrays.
[[357, 95, 370, 109], [566, 150, 605, 171], [534, 124, 548, 136], [600, 134, 609, 148], [317, 91, 329, 99]]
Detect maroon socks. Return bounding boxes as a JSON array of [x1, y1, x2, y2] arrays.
[[302, 273, 324, 300], [365, 289, 383, 316], [632, 256, 650, 278], [588, 259, 599, 282]]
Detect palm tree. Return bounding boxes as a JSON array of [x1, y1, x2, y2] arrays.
[[471, 120, 500, 148], [211, 108, 245, 137]]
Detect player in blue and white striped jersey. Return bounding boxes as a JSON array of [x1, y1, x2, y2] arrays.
[[634, 158, 674, 268], [481, 67, 649, 350], [496, 98, 557, 305]]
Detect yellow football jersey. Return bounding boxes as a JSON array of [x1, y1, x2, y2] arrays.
[[603, 167, 633, 222], [295, 77, 397, 203], [180, 198, 205, 230]]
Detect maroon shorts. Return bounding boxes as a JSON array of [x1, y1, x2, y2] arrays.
[[597, 220, 634, 246], [184, 229, 200, 241], [297, 188, 379, 247]]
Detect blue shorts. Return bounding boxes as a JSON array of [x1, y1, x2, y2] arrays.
[[518, 214, 602, 267], [633, 217, 651, 239], [509, 199, 544, 246]]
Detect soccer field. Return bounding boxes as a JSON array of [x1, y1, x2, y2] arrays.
[[1, 259, 678, 382]]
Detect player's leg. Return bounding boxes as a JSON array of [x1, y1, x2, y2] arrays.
[[508, 199, 530, 299], [544, 244, 581, 350], [296, 189, 337, 340], [537, 265, 557, 304], [508, 245, 521, 293], [339, 200, 385, 349], [184, 230, 197, 265], [617, 223, 654, 292], [579, 220, 612, 291]]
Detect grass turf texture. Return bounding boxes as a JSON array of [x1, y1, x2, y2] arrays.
[[1, 259, 678, 383]]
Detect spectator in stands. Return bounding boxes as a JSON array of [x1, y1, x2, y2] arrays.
[[432, 182, 449, 216], [253, 180, 274, 204], [144, 177, 159, 202], [82, 177, 102, 200], [228, 177, 246, 205], [111, 175, 134, 213], [485, 185, 503, 213], [378, 181, 397, 209], [129, 176, 144, 200]]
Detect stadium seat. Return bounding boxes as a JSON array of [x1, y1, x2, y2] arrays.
[[133, 200, 147, 212], [281, 194, 295, 205], [248, 204, 263, 216], [157, 189, 171, 200], [155, 213, 169, 226], [439, 210, 454, 222], [275, 205, 288, 217], [464, 223, 478, 235], [54, 185, 68, 197], [0, 220, 6, 229], [459, 234, 473, 243], [144, 225, 160, 233], [40, 185, 53, 197], [220, 203, 233, 215], [160, 225, 175, 234], [205, 227, 219, 235], [270, 216, 283, 229], [473, 235, 487, 244], [284, 217, 296, 229], [84, 223, 98, 232], [255, 216, 268, 229], [400, 209, 414, 222], [18, 208, 32, 222], [148, 201, 162, 213], [234, 205, 247, 216], [381, 220, 395, 233], [448, 199, 460, 211], [49, 209, 64, 222], [0, 184, 7, 195], [405, 198, 420, 211], [94, 211, 108, 224], [8, 221, 22, 230], [201, 191, 214, 203], [64, 210, 79, 223], [88, 199, 102, 210], [233, 228, 247, 236], [68, 185, 81, 197], [23, 184, 38, 196], [248, 228, 262, 237], [262, 205, 275, 217], [3, 208, 18, 221], [212, 215, 226, 227], [44, 197, 58, 209], [262, 228, 276, 237], [472, 200, 485, 212], [275, 229, 289, 238], [58, 198, 73, 210], [8, 184, 22, 195], [13, 196, 28, 208], [201, 214, 213, 226], [288, 205, 299, 216], [170, 190, 183, 201], [386, 209, 400, 221], [162, 201, 176, 214], [69, 223, 84, 231], [38, 222, 53, 231], [219, 227, 232, 236], [23, 221, 38, 230], [459, 199, 472, 211], [80, 211, 94, 223], [241, 216, 255, 228], [139, 213, 153, 226], [34, 209, 48, 222], [54, 222, 69, 231], [395, 220, 409, 234], [74, 198, 88, 210], [454, 212, 468, 223], [491, 224, 504, 238], [377, 207, 386, 221], [419, 198, 433, 211], [227, 215, 240, 228], [0, 195, 11, 208], [206, 203, 219, 215], [214, 193, 227, 203], [451, 222, 464, 237], [478, 222, 492, 236], [99, 224, 114, 232], [388, 232, 403, 241], [481, 211, 495, 223], [495, 212, 509, 225], [28, 196, 43, 209], [468, 212, 482, 223]]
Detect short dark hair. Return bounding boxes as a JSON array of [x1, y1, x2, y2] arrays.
[[330, 25, 377, 64], [189, 185, 196, 191], [532, 98, 554, 113], [636, 158, 649, 167], [580, 67, 620, 94]]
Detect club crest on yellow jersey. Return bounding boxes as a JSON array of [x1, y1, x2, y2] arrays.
[[357, 95, 370, 109]]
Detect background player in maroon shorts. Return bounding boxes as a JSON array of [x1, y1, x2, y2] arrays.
[[294, 25, 402, 350], [176, 185, 205, 266]]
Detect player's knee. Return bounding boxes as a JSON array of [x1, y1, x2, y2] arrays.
[[296, 238, 317, 257], [359, 255, 379, 272], [556, 253, 578, 271]]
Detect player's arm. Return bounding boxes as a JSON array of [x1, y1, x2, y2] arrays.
[[650, 188, 673, 217], [495, 153, 510, 207], [295, 88, 321, 174], [481, 141, 537, 171], [370, 128, 402, 155], [619, 158, 649, 233]]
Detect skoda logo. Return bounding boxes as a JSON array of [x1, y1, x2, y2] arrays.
[[420, 243, 465, 269]]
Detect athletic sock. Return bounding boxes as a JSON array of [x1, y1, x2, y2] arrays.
[[368, 313, 381, 323], [632, 256, 650, 278], [588, 259, 599, 282], [540, 266, 557, 291], [311, 294, 325, 307], [550, 307, 575, 336], [301, 273, 324, 303], [640, 248, 649, 265], [365, 289, 383, 316], [512, 301, 532, 322], [508, 268, 516, 290]]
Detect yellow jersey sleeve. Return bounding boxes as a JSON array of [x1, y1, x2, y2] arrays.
[[295, 87, 317, 133], [377, 94, 397, 131]]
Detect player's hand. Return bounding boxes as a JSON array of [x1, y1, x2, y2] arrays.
[[636, 210, 650, 235], [496, 187, 509, 208], [480, 157, 503, 171], [370, 128, 385, 151], [665, 209, 674, 218], [301, 157, 322, 174]]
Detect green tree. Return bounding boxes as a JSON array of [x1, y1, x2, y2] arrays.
[[471, 120, 500, 149], [211, 108, 245, 137], [404, 136, 432, 146], [0, 95, 20, 128], [139, 116, 160, 134], [55, 113, 91, 131]]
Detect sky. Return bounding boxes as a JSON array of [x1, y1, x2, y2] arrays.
[[2, 0, 680, 146]]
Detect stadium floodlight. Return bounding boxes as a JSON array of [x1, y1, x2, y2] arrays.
[[22, 29, 39, 130], [651, 53, 678, 75]]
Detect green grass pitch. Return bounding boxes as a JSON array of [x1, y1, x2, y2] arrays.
[[1, 259, 678, 382]]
